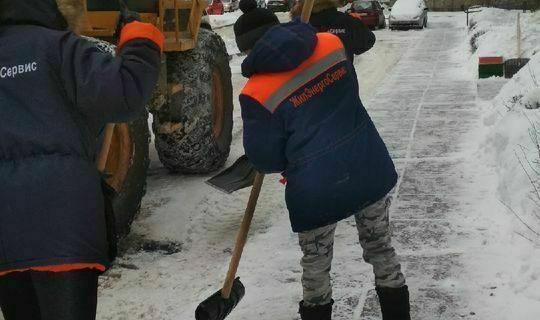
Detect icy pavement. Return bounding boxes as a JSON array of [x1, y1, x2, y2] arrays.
[[343, 14, 487, 319], [88, 13, 538, 320]]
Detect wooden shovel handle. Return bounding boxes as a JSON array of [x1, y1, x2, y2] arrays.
[[221, 172, 265, 299], [300, 0, 315, 23], [96, 123, 116, 172]]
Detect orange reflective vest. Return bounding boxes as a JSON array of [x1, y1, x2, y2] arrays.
[[241, 32, 348, 114]]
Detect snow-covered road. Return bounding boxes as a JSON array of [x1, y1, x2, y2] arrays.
[[74, 12, 540, 320]]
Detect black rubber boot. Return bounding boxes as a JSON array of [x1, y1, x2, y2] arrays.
[[376, 285, 411, 320], [298, 299, 334, 320]]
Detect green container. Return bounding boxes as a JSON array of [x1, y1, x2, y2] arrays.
[[479, 63, 504, 79]]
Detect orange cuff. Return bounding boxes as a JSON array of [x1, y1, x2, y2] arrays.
[[118, 21, 164, 52], [0, 263, 106, 276], [349, 13, 363, 20]]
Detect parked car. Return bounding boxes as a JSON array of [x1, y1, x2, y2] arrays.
[[207, 0, 224, 14], [348, 0, 386, 29], [388, 0, 428, 29], [267, 0, 289, 12], [222, 0, 239, 12]]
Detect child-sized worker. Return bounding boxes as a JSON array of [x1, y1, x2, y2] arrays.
[[234, 5, 411, 320], [0, 0, 163, 319]]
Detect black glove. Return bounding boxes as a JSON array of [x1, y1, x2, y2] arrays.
[[114, 0, 141, 41]]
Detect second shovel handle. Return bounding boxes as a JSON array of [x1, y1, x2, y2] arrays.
[[96, 123, 116, 172], [221, 172, 265, 299], [301, 0, 315, 23]]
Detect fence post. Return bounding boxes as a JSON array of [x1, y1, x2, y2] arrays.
[[517, 12, 521, 58]]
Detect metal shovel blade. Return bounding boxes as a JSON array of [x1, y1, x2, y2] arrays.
[[206, 155, 256, 194], [195, 278, 246, 320]]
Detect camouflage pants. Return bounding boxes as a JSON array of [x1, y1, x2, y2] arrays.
[[298, 195, 406, 307]]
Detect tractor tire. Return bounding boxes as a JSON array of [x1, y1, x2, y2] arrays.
[[86, 37, 150, 238], [153, 29, 233, 173], [105, 116, 150, 238]]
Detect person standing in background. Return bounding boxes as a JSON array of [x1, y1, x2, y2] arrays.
[[291, 0, 375, 62]]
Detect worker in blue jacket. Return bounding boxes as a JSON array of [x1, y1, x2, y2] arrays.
[[291, 0, 376, 62], [0, 0, 163, 319], [234, 10, 410, 320]]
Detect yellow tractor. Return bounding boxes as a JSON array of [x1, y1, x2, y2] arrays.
[[82, 0, 234, 237]]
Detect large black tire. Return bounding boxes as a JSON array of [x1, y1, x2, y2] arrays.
[[109, 115, 150, 238], [153, 29, 233, 173], [87, 37, 150, 238]]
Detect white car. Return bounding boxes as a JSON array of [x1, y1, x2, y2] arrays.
[[222, 0, 239, 12], [389, 0, 428, 30]]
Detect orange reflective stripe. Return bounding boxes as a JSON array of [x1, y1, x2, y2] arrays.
[[118, 21, 165, 52], [264, 49, 347, 111], [0, 263, 106, 276], [349, 12, 363, 20], [241, 33, 346, 112]]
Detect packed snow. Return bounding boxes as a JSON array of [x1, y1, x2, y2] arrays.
[[208, 10, 243, 29]]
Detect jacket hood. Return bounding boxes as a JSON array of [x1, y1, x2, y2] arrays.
[[0, 0, 68, 30], [241, 20, 318, 78]]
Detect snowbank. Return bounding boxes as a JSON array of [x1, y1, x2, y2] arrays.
[[468, 8, 540, 58], [471, 8, 540, 317], [477, 53, 540, 318], [482, 53, 540, 239], [208, 11, 243, 29]]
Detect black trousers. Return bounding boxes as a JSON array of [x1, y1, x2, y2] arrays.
[[0, 269, 98, 320]]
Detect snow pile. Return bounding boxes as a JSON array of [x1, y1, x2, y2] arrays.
[[482, 53, 540, 242], [209, 10, 243, 29], [468, 7, 540, 58], [473, 40, 540, 319]]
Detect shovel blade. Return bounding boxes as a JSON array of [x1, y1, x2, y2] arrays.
[[206, 155, 256, 194], [195, 278, 245, 320]]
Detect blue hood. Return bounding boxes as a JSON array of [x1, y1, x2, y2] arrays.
[[241, 20, 318, 78]]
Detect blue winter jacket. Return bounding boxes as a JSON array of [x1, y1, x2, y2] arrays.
[[0, 0, 161, 273], [240, 21, 397, 232]]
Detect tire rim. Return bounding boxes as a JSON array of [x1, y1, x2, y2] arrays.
[[105, 124, 132, 192], [211, 68, 224, 139]]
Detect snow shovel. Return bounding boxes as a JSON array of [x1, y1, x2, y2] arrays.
[[195, 172, 265, 320], [205, 0, 316, 194], [206, 155, 256, 193]]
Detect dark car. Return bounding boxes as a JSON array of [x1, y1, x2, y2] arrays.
[[267, 0, 289, 12], [348, 0, 386, 29]]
